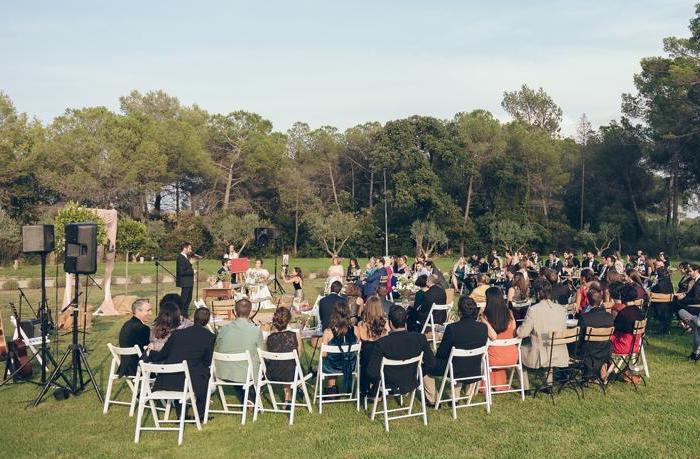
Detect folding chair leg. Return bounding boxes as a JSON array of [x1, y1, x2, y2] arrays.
[[253, 383, 262, 422], [178, 398, 186, 446], [204, 382, 213, 424], [218, 384, 228, 412], [241, 385, 250, 425], [103, 376, 114, 414], [450, 380, 457, 420], [149, 400, 161, 428], [382, 387, 389, 432], [407, 389, 416, 415], [289, 384, 297, 425], [641, 346, 650, 378], [301, 381, 312, 413], [129, 375, 139, 417], [134, 397, 145, 443], [435, 374, 447, 409]]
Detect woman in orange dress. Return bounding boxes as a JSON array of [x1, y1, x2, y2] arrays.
[[482, 287, 518, 391]]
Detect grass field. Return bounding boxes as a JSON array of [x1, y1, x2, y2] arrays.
[[0, 259, 699, 458]]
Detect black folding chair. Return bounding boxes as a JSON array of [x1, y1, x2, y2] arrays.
[[533, 326, 581, 405]]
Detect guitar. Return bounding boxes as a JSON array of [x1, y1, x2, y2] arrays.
[[8, 303, 32, 379]]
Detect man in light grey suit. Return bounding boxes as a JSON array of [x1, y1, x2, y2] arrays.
[[516, 278, 569, 390], [215, 299, 263, 398]]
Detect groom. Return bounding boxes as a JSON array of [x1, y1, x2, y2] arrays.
[[176, 241, 194, 317]]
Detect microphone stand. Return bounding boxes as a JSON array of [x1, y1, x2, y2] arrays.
[[18, 287, 37, 319], [154, 260, 176, 314]]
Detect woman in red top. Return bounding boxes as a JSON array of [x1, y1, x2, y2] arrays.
[[482, 287, 518, 391], [576, 269, 596, 313], [611, 285, 645, 354]]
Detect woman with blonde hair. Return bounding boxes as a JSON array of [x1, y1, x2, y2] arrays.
[[326, 257, 345, 293]]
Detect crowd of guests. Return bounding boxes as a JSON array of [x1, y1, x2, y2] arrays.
[[116, 249, 700, 422]]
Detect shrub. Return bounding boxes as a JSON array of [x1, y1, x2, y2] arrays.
[[316, 269, 328, 279], [28, 278, 43, 289], [679, 245, 700, 261], [0, 209, 21, 264], [3, 279, 19, 290], [130, 275, 143, 285]]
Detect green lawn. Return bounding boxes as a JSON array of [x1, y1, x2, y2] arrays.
[[0, 263, 699, 458]]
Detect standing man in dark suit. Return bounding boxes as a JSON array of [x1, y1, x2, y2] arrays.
[[424, 296, 487, 404], [319, 281, 345, 330], [176, 241, 195, 318], [578, 285, 614, 379], [367, 307, 435, 399], [583, 251, 599, 272], [408, 274, 447, 331], [147, 307, 215, 420], [117, 298, 152, 376]]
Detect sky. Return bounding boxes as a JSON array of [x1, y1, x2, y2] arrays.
[[0, 0, 695, 136]]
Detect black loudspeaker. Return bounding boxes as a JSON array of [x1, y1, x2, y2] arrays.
[[22, 225, 55, 253], [254, 227, 279, 245], [64, 223, 97, 275]]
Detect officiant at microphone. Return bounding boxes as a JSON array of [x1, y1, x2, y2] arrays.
[[176, 241, 195, 318]]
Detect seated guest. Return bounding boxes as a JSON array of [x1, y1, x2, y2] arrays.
[[362, 257, 387, 298], [320, 299, 359, 394], [357, 296, 389, 398], [516, 278, 568, 389], [160, 293, 193, 329], [677, 264, 700, 361], [611, 284, 645, 357], [507, 272, 529, 304], [377, 285, 396, 316], [608, 281, 626, 317], [319, 281, 344, 331], [650, 261, 674, 333], [367, 307, 435, 399], [481, 287, 517, 390], [214, 299, 263, 397], [407, 274, 447, 332], [216, 258, 230, 280], [147, 307, 215, 420], [545, 251, 563, 273], [344, 283, 365, 320], [346, 258, 361, 282], [117, 298, 152, 376], [575, 269, 595, 313], [424, 296, 487, 403], [149, 301, 181, 352], [577, 284, 614, 380], [265, 307, 303, 405], [626, 270, 648, 302], [426, 260, 449, 288], [469, 273, 490, 304], [413, 274, 429, 306], [451, 257, 468, 291], [677, 262, 691, 294]]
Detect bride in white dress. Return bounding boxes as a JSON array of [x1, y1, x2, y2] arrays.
[[245, 258, 275, 309]]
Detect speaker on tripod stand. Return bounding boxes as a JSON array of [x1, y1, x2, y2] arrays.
[[33, 222, 103, 406]]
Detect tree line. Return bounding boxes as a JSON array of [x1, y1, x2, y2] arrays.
[[3, 6, 700, 262]]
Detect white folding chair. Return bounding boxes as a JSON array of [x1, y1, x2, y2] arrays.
[[435, 346, 491, 419], [254, 349, 312, 425], [204, 351, 255, 425], [313, 343, 361, 413], [486, 338, 525, 401], [421, 304, 452, 351], [103, 343, 143, 416], [134, 361, 201, 446], [370, 353, 427, 432], [10, 315, 49, 367]]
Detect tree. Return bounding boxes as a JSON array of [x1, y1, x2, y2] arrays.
[[576, 114, 596, 229], [306, 211, 359, 257], [410, 220, 448, 258], [117, 217, 152, 294], [489, 219, 536, 253], [0, 208, 21, 264], [53, 202, 107, 253], [209, 213, 266, 255], [577, 222, 620, 256], [501, 84, 563, 136]]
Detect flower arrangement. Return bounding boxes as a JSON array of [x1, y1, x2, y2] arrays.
[[395, 274, 419, 294]]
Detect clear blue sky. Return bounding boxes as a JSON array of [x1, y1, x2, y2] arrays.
[[0, 0, 694, 135]]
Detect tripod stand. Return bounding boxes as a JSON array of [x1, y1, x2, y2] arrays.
[[271, 239, 285, 294], [33, 274, 103, 407]]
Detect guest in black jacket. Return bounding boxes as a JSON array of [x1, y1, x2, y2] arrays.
[[578, 286, 614, 379], [407, 274, 447, 332], [175, 241, 195, 317], [147, 307, 215, 420], [117, 298, 152, 376], [367, 307, 435, 397], [319, 281, 345, 330], [651, 262, 674, 334], [424, 296, 488, 404]]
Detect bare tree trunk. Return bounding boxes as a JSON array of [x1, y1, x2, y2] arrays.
[[329, 164, 340, 211], [223, 161, 234, 210], [154, 192, 162, 214], [580, 146, 585, 229], [175, 181, 180, 215], [542, 195, 549, 224], [369, 171, 374, 208], [464, 176, 473, 224], [624, 172, 645, 236], [351, 163, 355, 210], [293, 192, 299, 256]]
